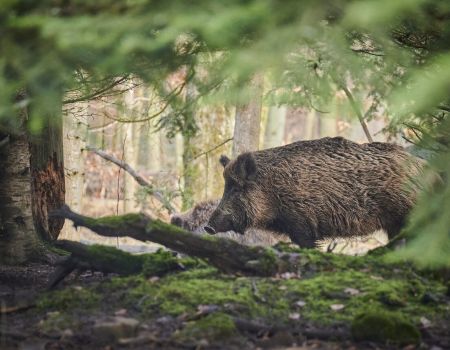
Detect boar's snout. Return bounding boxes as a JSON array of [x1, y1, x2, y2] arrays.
[[206, 210, 236, 234]]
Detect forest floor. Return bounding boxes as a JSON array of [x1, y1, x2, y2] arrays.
[[1, 245, 449, 350]]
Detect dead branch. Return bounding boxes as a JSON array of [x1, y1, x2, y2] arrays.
[[50, 205, 304, 276], [86, 146, 175, 214], [0, 304, 36, 315]]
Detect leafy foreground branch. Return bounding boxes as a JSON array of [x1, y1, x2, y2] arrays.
[[50, 205, 300, 277]]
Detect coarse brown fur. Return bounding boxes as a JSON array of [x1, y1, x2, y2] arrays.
[[206, 137, 426, 248], [171, 200, 288, 246]]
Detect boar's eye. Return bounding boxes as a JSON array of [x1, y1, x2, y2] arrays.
[[225, 178, 241, 193]]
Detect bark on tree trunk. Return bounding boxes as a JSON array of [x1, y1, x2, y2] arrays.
[[263, 106, 286, 149], [232, 74, 263, 157], [181, 82, 199, 211], [29, 116, 65, 241], [0, 98, 51, 264], [60, 106, 87, 240]]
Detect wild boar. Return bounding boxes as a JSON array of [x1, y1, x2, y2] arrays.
[[205, 137, 425, 248]]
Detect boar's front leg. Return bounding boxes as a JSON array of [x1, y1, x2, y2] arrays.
[[275, 216, 318, 248], [289, 231, 317, 248]]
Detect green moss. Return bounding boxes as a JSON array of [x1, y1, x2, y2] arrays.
[[352, 310, 421, 345], [36, 244, 447, 344], [377, 285, 407, 307], [93, 247, 447, 328], [81, 246, 203, 277], [110, 268, 289, 320], [86, 244, 146, 274], [38, 311, 75, 334], [175, 312, 238, 342], [85, 213, 143, 226], [142, 249, 181, 277], [198, 233, 220, 242], [253, 247, 279, 275], [282, 269, 446, 323], [145, 219, 186, 234], [38, 286, 100, 311], [45, 241, 70, 257]]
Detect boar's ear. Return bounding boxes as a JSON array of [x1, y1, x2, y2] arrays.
[[219, 155, 231, 168], [236, 153, 257, 182]]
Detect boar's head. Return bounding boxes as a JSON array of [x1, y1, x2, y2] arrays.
[[205, 152, 270, 235]]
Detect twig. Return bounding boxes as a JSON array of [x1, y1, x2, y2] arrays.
[[63, 76, 130, 105], [251, 279, 267, 303], [351, 48, 384, 57], [86, 146, 175, 214], [104, 74, 191, 124], [342, 86, 374, 143], [191, 137, 233, 160], [0, 303, 36, 315]]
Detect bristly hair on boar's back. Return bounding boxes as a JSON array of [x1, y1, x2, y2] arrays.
[[205, 136, 426, 248]]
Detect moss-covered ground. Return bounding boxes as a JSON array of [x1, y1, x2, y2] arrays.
[[5, 245, 449, 349]]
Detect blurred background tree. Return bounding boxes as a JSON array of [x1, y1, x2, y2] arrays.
[[0, 0, 448, 266]]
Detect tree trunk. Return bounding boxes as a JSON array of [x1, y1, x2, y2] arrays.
[[263, 106, 286, 149], [29, 116, 65, 242], [0, 130, 42, 264], [181, 133, 197, 211], [232, 74, 263, 157], [0, 95, 64, 264], [60, 106, 87, 240], [123, 123, 138, 213], [180, 83, 199, 211]]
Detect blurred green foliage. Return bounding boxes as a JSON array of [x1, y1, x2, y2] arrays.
[[0, 0, 449, 266]]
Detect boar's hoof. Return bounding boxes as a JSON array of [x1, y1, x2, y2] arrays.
[[204, 226, 216, 235]]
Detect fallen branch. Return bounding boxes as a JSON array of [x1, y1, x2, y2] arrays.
[[48, 240, 188, 288], [86, 146, 175, 214], [50, 205, 303, 276], [0, 303, 36, 315]]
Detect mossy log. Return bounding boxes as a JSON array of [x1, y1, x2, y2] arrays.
[[48, 240, 186, 288], [51, 205, 303, 277]]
